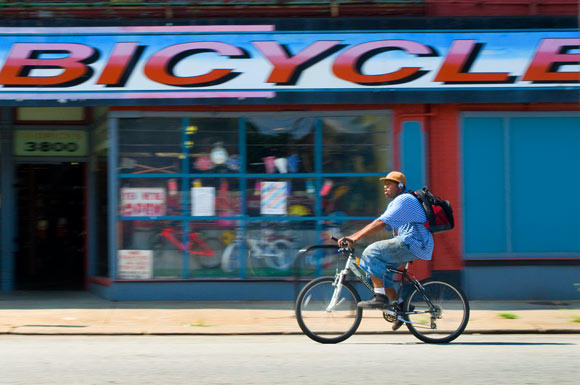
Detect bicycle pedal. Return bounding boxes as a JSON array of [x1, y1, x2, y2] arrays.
[[382, 309, 396, 317]]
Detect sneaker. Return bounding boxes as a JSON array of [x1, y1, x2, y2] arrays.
[[357, 294, 389, 309], [392, 304, 415, 331]]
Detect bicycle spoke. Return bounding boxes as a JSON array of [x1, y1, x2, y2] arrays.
[[296, 277, 362, 344], [404, 280, 470, 343]]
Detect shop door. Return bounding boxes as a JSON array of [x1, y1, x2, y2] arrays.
[[15, 162, 86, 290]]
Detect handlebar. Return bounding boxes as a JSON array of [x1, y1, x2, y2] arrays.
[[331, 236, 355, 254]]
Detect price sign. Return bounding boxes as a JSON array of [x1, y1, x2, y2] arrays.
[[118, 250, 153, 279], [120, 188, 166, 217], [14, 130, 88, 156]]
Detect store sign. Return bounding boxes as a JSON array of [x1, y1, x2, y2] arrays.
[[13, 130, 88, 156], [120, 188, 166, 217], [118, 250, 153, 279], [0, 26, 577, 102]]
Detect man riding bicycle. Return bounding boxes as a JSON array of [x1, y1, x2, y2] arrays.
[[337, 171, 433, 329]]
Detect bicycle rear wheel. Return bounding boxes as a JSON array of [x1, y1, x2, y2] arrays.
[[295, 277, 362, 344], [403, 280, 470, 343]]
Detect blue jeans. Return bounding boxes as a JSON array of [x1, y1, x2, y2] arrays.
[[359, 238, 419, 289]]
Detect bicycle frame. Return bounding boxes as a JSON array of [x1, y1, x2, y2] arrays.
[[160, 228, 215, 256], [331, 244, 437, 327]]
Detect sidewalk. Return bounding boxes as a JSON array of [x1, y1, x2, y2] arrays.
[[1, 291, 579, 335]]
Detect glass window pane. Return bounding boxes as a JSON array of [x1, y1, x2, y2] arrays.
[[241, 221, 311, 277], [187, 118, 240, 174], [246, 178, 315, 217], [322, 115, 391, 173], [118, 118, 182, 174], [246, 117, 315, 173], [321, 177, 385, 217], [187, 221, 233, 277], [118, 220, 182, 279], [190, 178, 241, 218]]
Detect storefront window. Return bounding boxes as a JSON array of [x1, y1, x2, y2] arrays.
[[245, 178, 315, 218], [114, 112, 392, 280], [321, 177, 385, 217], [322, 116, 391, 173], [187, 220, 235, 277], [187, 118, 239, 174], [190, 178, 241, 219], [118, 118, 182, 174], [245, 118, 315, 174], [119, 220, 183, 279]]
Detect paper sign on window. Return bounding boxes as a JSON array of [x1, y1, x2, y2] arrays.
[[120, 188, 166, 217], [118, 250, 153, 279], [191, 187, 215, 216], [260, 181, 287, 215]]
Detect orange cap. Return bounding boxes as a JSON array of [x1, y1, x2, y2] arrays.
[[379, 171, 406, 186]]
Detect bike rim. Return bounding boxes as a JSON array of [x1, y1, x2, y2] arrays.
[[405, 281, 469, 343], [297, 279, 360, 342]]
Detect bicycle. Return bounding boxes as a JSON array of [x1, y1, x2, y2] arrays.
[[153, 228, 223, 269], [295, 237, 470, 344], [221, 228, 295, 273]]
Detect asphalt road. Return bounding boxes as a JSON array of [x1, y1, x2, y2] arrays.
[[0, 334, 579, 385]]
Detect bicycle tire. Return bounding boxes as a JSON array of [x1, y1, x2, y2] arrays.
[[221, 242, 241, 272], [263, 239, 295, 270], [197, 237, 223, 269], [221, 241, 254, 274], [402, 280, 470, 344], [295, 276, 362, 344]]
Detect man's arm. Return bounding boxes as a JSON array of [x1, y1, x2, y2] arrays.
[[340, 218, 386, 247]]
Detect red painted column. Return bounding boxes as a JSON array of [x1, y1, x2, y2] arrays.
[[393, 104, 432, 281], [427, 104, 463, 271]]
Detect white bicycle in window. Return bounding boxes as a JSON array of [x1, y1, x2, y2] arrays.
[[221, 228, 295, 273]]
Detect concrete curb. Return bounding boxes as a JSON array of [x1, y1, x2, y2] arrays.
[[2, 329, 580, 336]]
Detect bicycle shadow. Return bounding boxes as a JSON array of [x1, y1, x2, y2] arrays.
[[350, 341, 575, 346]]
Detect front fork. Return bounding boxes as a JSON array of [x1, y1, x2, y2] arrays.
[[326, 267, 350, 311]]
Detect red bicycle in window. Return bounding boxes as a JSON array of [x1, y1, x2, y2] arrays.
[[154, 228, 223, 269]]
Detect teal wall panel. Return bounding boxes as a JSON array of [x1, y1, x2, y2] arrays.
[[462, 117, 508, 254], [401, 121, 425, 191], [510, 117, 580, 253]]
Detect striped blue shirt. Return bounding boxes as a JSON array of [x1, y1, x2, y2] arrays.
[[378, 192, 434, 260]]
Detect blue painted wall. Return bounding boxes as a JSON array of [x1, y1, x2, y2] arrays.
[[462, 113, 580, 300], [400, 120, 426, 190], [462, 114, 580, 258]]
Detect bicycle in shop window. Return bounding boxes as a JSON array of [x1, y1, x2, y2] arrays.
[[295, 237, 470, 344], [221, 225, 296, 274], [152, 227, 224, 269]]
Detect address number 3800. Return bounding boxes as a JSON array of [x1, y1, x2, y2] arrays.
[[24, 141, 79, 152]]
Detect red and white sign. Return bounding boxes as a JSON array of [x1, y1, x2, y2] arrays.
[[120, 188, 166, 217], [118, 250, 153, 279], [0, 27, 577, 102]]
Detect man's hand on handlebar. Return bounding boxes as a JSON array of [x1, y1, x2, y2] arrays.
[[333, 236, 355, 249]]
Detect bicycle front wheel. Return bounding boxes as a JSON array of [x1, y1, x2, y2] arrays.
[[403, 280, 470, 344], [295, 277, 362, 344], [197, 238, 223, 269]]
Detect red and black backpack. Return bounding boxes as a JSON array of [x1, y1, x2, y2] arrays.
[[409, 187, 455, 234]]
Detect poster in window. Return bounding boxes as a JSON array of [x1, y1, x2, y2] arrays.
[[120, 188, 166, 217], [118, 250, 153, 279], [260, 181, 287, 215], [191, 187, 215, 216]]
